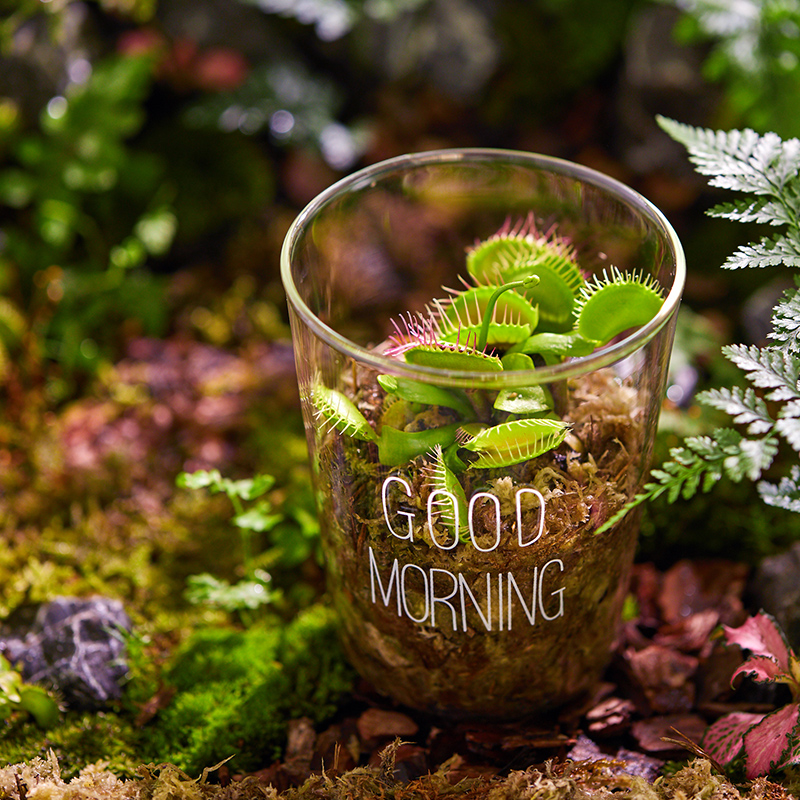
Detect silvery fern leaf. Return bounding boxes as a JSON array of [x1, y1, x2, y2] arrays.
[[656, 118, 800, 194], [723, 344, 800, 402], [777, 409, 800, 453], [603, 120, 800, 534], [723, 235, 800, 270], [729, 436, 780, 482], [770, 286, 800, 351], [594, 429, 779, 535], [759, 466, 800, 513], [697, 387, 773, 435], [708, 198, 795, 226]]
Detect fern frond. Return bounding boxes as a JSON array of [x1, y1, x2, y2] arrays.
[[769, 285, 800, 352], [722, 234, 800, 270], [708, 198, 794, 227], [759, 466, 800, 513], [697, 387, 773, 435], [656, 117, 798, 195], [723, 344, 800, 403], [728, 435, 780, 482], [594, 428, 779, 535], [775, 417, 800, 453]]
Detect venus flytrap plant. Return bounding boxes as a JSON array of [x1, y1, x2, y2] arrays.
[[466, 215, 585, 331], [309, 214, 666, 495]]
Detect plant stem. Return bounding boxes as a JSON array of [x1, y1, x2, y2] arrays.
[[476, 275, 540, 351]]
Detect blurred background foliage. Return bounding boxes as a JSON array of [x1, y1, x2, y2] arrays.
[[1, 0, 800, 586], [1, 0, 800, 773], [2, 0, 800, 582]]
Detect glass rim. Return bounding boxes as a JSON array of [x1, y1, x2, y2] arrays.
[[280, 147, 686, 388]]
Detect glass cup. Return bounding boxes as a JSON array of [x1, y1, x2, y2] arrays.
[[281, 149, 685, 720]]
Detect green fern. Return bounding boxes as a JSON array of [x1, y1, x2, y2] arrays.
[[598, 118, 800, 533]]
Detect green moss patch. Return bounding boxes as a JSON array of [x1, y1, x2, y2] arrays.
[[140, 604, 354, 774]]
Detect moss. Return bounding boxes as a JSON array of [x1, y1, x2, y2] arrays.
[[0, 755, 785, 800], [140, 604, 355, 775], [0, 712, 142, 781]]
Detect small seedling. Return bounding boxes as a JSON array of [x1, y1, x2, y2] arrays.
[[176, 469, 282, 622], [0, 655, 60, 728]]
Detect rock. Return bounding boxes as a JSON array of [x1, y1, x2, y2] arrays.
[[1, 596, 132, 710]]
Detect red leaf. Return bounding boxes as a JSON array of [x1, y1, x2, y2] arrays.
[[780, 734, 800, 769], [742, 703, 800, 779], [701, 711, 763, 766], [723, 613, 792, 672], [732, 654, 789, 686]]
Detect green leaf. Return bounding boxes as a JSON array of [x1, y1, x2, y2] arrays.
[[17, 686, 60, 728], [234, 502, 282, 533], [185, 572, 273, 613], [499, 352, 535, 371], [377, 374, 474, 418], [493, 385, 553, 415], [220, 475, 275, 502], [507, 330, 598, 358], [377, 423, 461, 467], [177, 469, 224, 491]]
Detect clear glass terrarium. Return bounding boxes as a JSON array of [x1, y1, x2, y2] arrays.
[[281, 149, 685, 720]]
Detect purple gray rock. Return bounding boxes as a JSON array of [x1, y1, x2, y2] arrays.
[[0, 596, 132, 710]]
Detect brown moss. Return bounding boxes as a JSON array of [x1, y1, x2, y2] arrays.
[[0, 754, 783, 800]]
